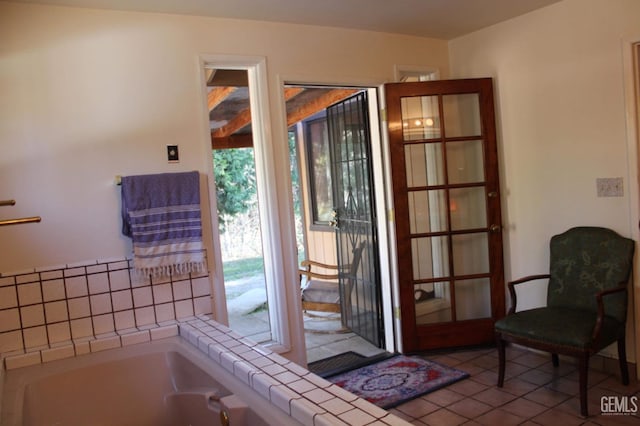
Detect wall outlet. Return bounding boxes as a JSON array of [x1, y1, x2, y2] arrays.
[[596, 177, 623, 197]]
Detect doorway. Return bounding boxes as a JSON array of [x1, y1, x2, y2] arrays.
[[286, 85, 389, 365]]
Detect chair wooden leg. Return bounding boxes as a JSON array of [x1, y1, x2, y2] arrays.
[[618, 338, 630, 386], [552, 353, 559, 367], [578, 354, 589, 417], [496, 335, 506, 387]]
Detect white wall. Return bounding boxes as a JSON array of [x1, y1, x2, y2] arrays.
[[0, 1, 449, 362], [449, 0, 640, 361]]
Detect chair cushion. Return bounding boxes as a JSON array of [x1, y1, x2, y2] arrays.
[[495, 307, 623, 350], [301, 280, 340, 304]]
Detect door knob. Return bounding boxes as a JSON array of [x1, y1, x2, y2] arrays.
[[490, 224, 501, 233]]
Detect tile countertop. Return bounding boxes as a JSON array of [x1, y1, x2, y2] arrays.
[[1, 315, 411, 426]]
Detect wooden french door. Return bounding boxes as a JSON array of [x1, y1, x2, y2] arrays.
[[385, 78, 504, 352]]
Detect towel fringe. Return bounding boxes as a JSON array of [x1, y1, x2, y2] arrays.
[[134, 260, 207, 278]]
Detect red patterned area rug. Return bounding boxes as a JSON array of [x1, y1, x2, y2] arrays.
[[327, 355, 469, 409]]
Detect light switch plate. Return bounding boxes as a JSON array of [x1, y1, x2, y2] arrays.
[[596, 177, 623, 197], [167, 145, 179, 163]]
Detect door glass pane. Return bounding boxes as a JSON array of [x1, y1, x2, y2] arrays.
[[415, 282, 452, 324], [443, 94, 481, 137], [412, 236, 449, 280], [404, 143, 444, 187], [450, 187, 487, 230], [452, 233, 489, 276], [455, 279, 491, 320], [401, 96, 441, 140], [408, 190, 447, 234], [446, 140, 484, 184]]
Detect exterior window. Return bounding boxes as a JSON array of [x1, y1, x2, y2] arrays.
[[305, 116, 333, 229]]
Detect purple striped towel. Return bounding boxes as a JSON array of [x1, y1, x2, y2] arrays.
[[121, 171, 206, 277]]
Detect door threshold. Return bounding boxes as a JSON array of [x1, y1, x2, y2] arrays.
[[308, 351, 395, 378]]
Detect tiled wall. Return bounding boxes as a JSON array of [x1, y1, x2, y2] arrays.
[[0, 258, 212, 355]]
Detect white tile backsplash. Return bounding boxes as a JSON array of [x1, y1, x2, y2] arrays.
[[87, 272, 110, 294], [0, 287, 17, 310], [0, 277, 15, 287], [47, 322, 71, 343], [20, 305, 45, 328], [42, 279, 65, 302], [172, 280, 192, 300], [92, 313, 115, 335], [17, 282, 42, 305], [44, 301, 69, 323], [132, 287, 153, 307], [174, 300, 194, 318], [154, 303, 175, 323], [0, 310, 20, 333], [152, 283, 173, 304], [23, 326, 47, 348], [111, 289, 133, 311], [109, 269, 131, 291], [89, 294, 112, 315], [114, 310, 135, 330], [68, 297, 90, 319], [65, 276, 88, 298], [135, 306, 156, 327], [0, 257, 211, 358]]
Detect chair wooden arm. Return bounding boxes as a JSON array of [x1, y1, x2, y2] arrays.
[[299, 259, 340, 283], [300, 259, 340, 270], [507, 274, 550, 314], [591, 284, 628, 344]]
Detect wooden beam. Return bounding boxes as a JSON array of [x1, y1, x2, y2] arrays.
[[213, 87, 307, 137], [212, 108, 252, 138], [207, 86, 237, 112], [286, 89, 358, 127], [211, 133, 253, 150], [284, 87, 304, 101]]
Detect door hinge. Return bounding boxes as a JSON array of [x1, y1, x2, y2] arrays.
[[379, 108, 387, 122]]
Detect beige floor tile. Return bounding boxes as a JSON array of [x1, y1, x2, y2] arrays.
[[419, 408, 468, 426], [474, 408, 527, 426]]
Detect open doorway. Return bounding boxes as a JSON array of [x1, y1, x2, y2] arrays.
[[286, 85, 389, 372], [208, 69, 272, 343], [204, 68, 392, 372]]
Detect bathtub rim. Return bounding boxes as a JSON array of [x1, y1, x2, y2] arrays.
[[1, 336, 299, 426]]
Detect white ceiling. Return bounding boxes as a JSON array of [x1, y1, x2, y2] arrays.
[[9, 0, 562, 40]]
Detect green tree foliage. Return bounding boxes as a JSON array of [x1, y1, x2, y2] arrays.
[[213, 148, 256, 232]]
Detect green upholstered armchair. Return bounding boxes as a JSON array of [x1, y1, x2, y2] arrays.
[[495, 227, 634, 417]]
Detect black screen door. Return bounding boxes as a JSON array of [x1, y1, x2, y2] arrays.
[[327, 92, 384, 348]]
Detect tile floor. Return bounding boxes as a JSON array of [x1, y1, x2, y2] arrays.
[[388, 345, 640, 425]]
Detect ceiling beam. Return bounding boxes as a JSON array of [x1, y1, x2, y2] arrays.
[[212, 108, 252, 138], [284, 87, 304, 101], [207, 86, 237, 112], [286, 89, 358, 127], [212, 133, 253, 150]]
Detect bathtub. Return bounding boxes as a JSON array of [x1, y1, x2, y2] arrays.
[[1, 337, 296, 426]]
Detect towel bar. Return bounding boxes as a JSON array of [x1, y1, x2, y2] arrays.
[[0, 200, 16, 207], [0, 216, 41, 227]]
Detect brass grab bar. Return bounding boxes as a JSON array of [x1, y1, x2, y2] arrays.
[[0, 216, 41, 227], [0, 200, 16, 207]]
